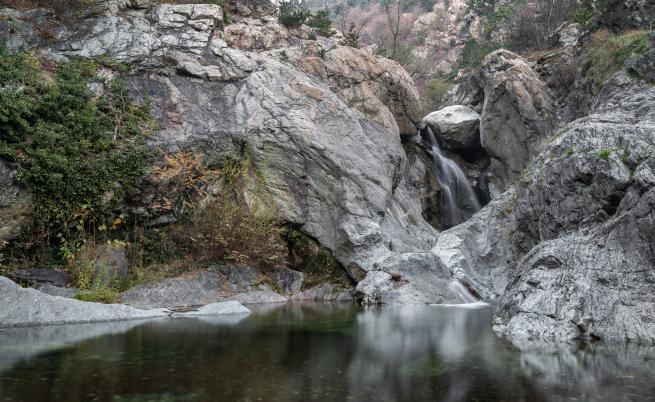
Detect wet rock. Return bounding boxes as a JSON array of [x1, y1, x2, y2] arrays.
[[291, 283, 354, 302], [421, 105, 481, 150], [0, 276, 168, 328], [170, 300, 250, 317], [121, 271, 227, 309], [121, 266, 301, 308], [231, 287, 287, 304], [432, 191, 515, 300], [355, 253, 456, 305]]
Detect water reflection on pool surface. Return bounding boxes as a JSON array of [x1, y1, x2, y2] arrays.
[[1, 303, 654, 401]]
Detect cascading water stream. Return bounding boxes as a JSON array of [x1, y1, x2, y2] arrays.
[[424, 126, 481, 228]]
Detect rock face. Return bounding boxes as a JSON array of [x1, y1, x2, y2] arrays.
[[421, 105, 480, 150], [431, 191, 515, 300], [0, 276, 168, 328], [121, 266, 302, 308], [494, 60, 655, 342], [291, 283, 354, 302], [478, 50, 559, 193], [0, 1, 451, 304], [442, 50, 559, 196]]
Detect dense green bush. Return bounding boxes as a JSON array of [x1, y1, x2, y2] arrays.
[[0, 44, 154, 257], [278, 1, 334, 36]]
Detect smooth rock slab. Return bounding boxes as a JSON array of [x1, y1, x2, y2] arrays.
[[0, 277, 169, 328], [171, 301, 251, 317]]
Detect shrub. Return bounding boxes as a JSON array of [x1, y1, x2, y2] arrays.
[[579, 29, 651, 96], [278, 1, 333, 36], [421, 73, 456, 111], [74, 287, 120, 304], [169, 157, 288, 268], [0, 44, 154, 262], [598, 148, 614, 160], [460, 38, 502, 68]]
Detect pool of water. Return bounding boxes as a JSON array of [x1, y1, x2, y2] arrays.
[[1, 303, 654, 402]]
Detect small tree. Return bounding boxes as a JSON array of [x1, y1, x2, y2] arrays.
[[382, 0, 404, 59], [338, 11, 369, 48]]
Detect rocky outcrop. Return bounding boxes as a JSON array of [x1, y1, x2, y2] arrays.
[[441, 50, 559, 196], [494, 57, 655, 342], [479, 50, 559, 194], [121, 266, 303, 308], [0, 1, 453, 304], [431, 190, 515, 300], [0, 276, 169, 328], [421, 105, 480, 150]]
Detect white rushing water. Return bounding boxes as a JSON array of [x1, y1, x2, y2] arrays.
[[424, 127, 481, 228], [448, 280, 480, 304]]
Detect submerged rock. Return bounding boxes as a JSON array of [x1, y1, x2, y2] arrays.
[[170, 301, 250, 317], [0, 277, 168, 328]]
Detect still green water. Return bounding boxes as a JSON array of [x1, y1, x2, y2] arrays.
[[1, 303, 654, 402]]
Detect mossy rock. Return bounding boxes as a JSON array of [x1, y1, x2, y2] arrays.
[[286, 229, 354, 290]]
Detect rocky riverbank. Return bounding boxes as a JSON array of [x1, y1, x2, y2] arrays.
[[0, 0, 654, 344]]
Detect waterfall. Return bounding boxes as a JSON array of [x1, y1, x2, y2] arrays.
[[424, 127, 481, 228], [448, 281, 479, 304]]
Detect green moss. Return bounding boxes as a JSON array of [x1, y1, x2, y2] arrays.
[[598, 148, 614, 160], [287, 229, 353, 290], [566, 147, 574, 157]]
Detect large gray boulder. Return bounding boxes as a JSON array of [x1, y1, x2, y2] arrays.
[[431, 190, 515, 300], [494, 65, 655, 343], [0, 276, 168, 328], [479, 50, 559, 194], [421, 105, 481, 150]]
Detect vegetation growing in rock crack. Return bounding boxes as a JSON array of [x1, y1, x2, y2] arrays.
[[0, 43, 154, 267]]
